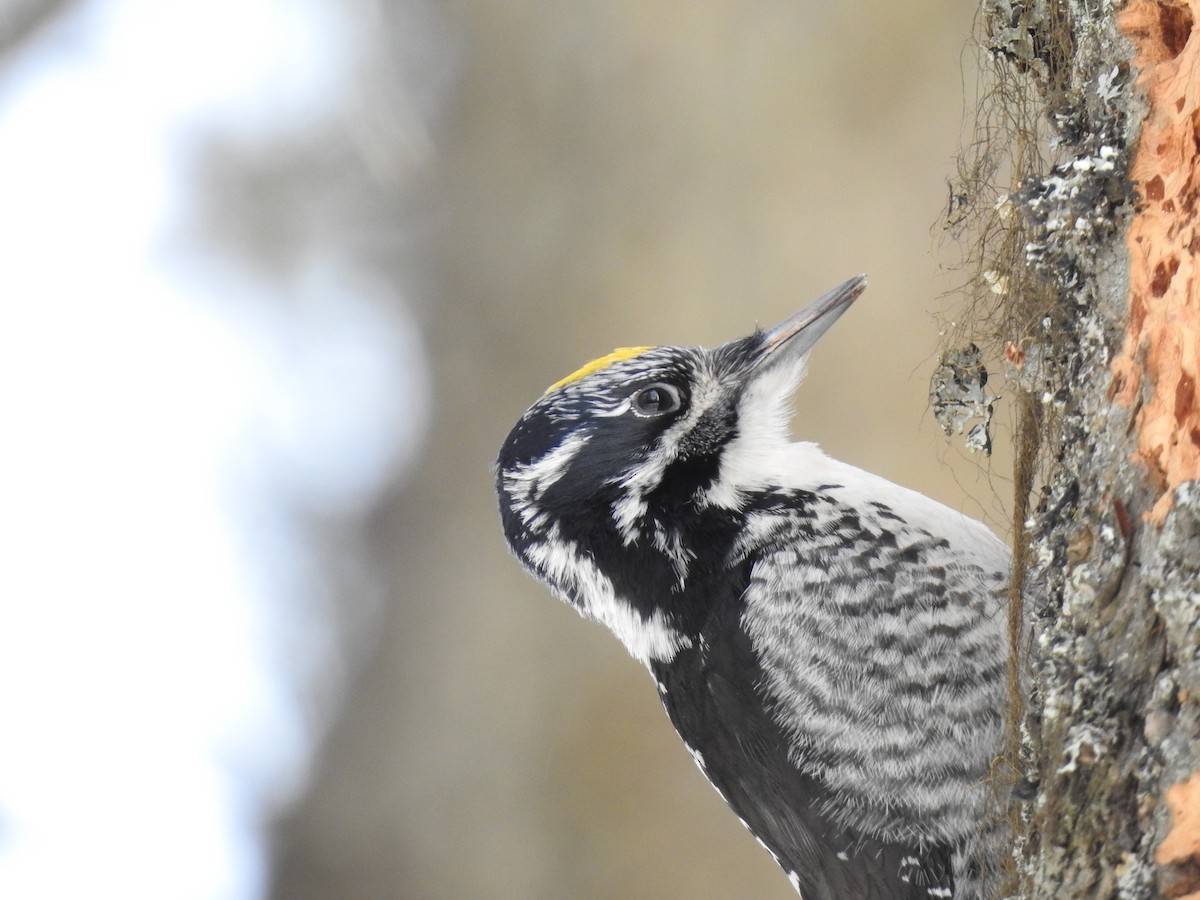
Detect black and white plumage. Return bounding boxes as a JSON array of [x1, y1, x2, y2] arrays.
[[495, 276, 1011, 899]]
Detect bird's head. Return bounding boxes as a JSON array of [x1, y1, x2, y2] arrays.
[[495, 275, 865, 660]]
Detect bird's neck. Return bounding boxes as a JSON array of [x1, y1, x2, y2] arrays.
[[548, 483, 807, 666]]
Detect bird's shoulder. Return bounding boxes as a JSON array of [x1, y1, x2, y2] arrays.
[[725, 447, 1011, 578]]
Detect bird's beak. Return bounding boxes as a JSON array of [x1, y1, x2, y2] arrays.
[[753, 274, 867, 374]]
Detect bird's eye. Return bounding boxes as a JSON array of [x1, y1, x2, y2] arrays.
[[631, 383, 683, 417]]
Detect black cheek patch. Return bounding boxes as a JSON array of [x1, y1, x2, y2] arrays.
[[647, 411, 738, 510], [535, 419, 660, 513], [679, 405, 736, 459], [645, 452, 724, 511]]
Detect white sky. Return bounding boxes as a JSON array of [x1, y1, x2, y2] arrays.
[[0, 1, 428, 898]]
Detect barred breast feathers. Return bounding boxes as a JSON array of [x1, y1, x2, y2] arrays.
[[735, 446, 1011, 848]]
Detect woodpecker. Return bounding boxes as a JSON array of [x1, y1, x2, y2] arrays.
[[495, 276, 1011, 899]]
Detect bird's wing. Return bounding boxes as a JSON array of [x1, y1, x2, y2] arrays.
[[736, 498, 1009, 896]]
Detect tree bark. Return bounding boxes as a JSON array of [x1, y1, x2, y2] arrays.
[[961, 1, 1200, 896]]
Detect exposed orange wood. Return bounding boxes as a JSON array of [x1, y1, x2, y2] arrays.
[[1114, 0, 1200, 522], [1155, 771, 1200, 898]]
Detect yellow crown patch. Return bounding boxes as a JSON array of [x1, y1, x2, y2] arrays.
[[545, 346, 652, 394]]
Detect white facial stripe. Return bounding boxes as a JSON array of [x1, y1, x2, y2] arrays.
[[702, 359, 807, 509], [522, 532, 691, 664], [611, 492, 649, 541], [652, 520, 693, 585], [610, 367, 728, 541], [595, 398, 632, 417], [501, 434, 590, 511]]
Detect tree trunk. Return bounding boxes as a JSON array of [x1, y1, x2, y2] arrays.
[[959, 1, 1200, 896]]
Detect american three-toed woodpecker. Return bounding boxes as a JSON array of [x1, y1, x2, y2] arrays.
[[495, 277, 1011, 899]]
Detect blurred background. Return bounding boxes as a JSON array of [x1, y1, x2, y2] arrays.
[[0, 1, 1014, 898]]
